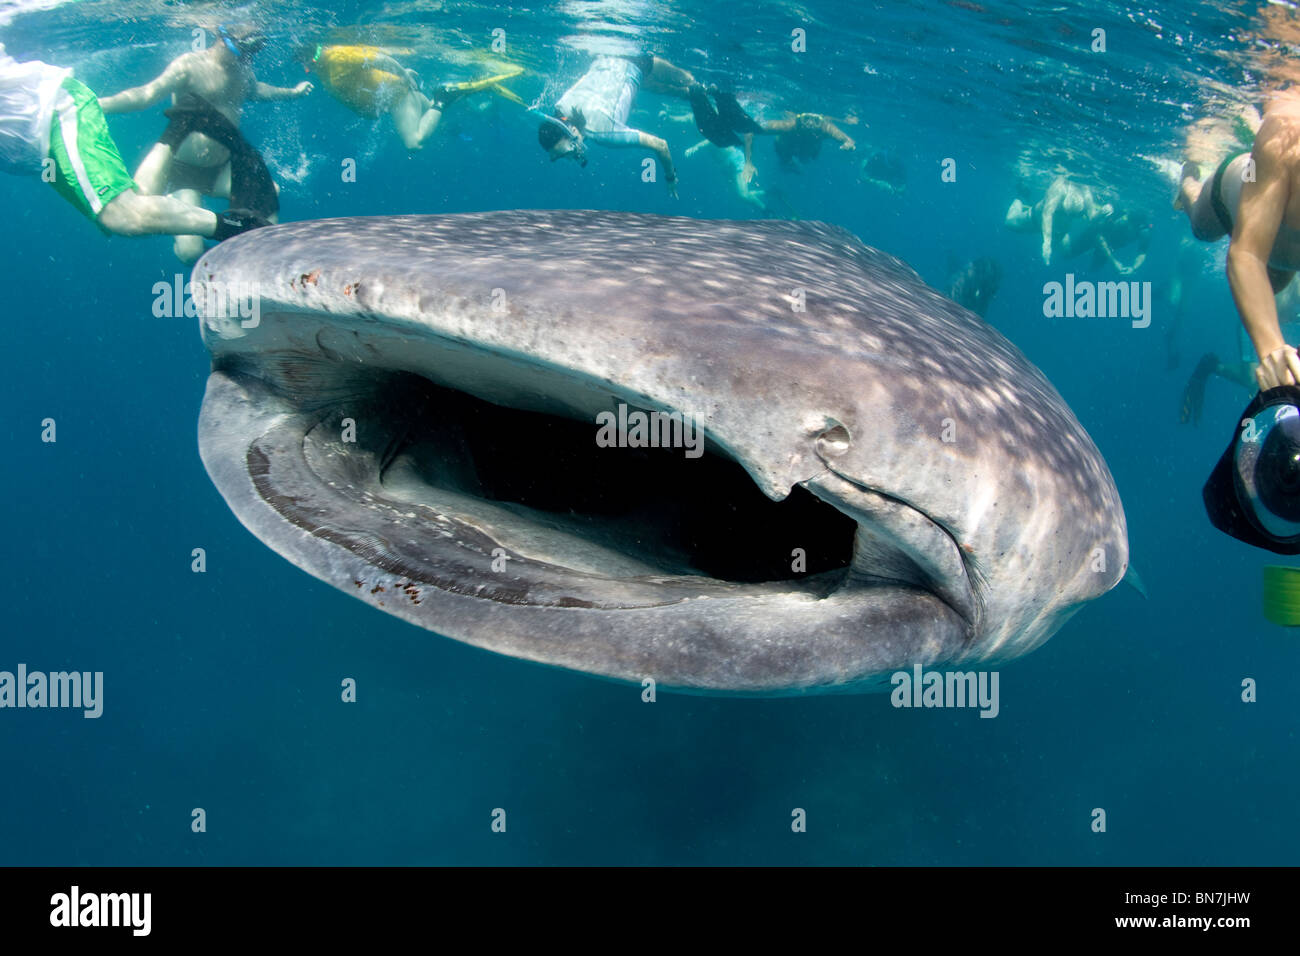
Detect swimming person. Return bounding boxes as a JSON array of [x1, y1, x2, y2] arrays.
[[1006, 171, 1112, 266], [98, 22, 312, 261], [761, 112, 856, 171], [538, 54, 701, 196], [945, 257, 1003, 318], [1177, 86, 1300, 389], [1058, 206, 1152, 275], [303, 44, 523, 150], [0, 44, 266, 242]]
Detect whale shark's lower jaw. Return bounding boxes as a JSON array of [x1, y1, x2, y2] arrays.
[[199, 349, 975, 696]]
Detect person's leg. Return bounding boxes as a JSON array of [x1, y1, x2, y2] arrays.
[[132, 142, 174, 194], [644, 56, 696, 98], [391, 89, 440, 150], [1005, 199, 1034, 230], [211, 163, 232, 200], [97, 189, 216, 237], [165, 186, 206, 261], [1180, 164, 1230, 241]]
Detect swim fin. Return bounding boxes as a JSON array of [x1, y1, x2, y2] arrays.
[[1262, 565, 1300, 626], [1179, 352, 1220, 425], [489, 82, 527, 107], [434, 66, 526, 108]]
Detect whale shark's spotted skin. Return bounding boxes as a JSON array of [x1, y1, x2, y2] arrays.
[[194, 211, 1127, 695]]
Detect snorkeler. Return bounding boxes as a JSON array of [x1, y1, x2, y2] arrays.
[[303, 44, 523, 151], [538, 54, 704, 196], [98, 22, 312, 261], [860, 150, 906, 195], [759, 112, 856, 171], [0, 44, 265, 242], [945, 257, 1002, 318], [1005, 172, 1112, 266], [1176, 86, 1300, 390], [1058, 206, 1152, 275]]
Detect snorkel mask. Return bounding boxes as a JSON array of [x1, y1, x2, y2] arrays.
[[1204, 385, 1300, 553], [538, 113, 587, 167], [217, 24, 265, 60]]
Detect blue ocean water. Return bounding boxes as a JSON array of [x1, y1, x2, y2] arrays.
[[0, 0, 1296, 865]]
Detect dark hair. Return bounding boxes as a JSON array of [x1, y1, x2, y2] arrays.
[[538, 119, 566, 151]]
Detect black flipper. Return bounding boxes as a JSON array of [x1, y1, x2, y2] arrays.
[[1180, 352, 1222, 426], [211, 208, 270, 242]]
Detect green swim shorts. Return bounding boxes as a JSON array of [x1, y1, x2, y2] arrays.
[[46, 76, 137, 223]]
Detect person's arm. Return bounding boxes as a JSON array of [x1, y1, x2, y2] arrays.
[[98, 56, 189, 113], [820, 116, 855, 151], [761, 117, 795, 133], [1039, 184, 1063, 265], [1101, 233, 1147, 275], [250, 78, 313, 100], [1101, 237, 1145, 275], [741, 132, 755, 185], [1227, 133, 1300, 389], [636, 131, 677, 197]]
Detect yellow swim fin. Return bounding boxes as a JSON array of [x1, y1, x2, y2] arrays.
[[442, 65, 525, 95], [1262, 565, 1300, 626], [488, 82, 527, 106]]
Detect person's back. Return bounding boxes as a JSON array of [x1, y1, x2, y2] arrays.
[[1251, 93, 1300, 268], [556, 55, 641, 140], [170, 48, 252, 119], [311, 45, 410, 118]]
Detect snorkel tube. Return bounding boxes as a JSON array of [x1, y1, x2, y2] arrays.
[[535, 110, 587, 167], [217, 23, 266, 60]]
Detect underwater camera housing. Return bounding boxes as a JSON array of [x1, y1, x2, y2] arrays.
[[1204, 385, 1300, 553]]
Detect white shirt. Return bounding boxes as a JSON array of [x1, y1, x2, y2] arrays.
[[0, 43, 71, 174], [556, 56, 642, 143]]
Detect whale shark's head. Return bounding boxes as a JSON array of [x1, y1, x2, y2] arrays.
[[194, 211, 1127, 695]]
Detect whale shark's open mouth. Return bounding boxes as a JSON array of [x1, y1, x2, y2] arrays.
[[248, 361, 859, 589]]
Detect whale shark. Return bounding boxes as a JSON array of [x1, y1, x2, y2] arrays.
[[193, 210, 1127, 694]]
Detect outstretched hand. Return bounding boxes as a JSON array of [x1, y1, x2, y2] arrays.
[[1256, 345, 1300, 390], [294, 81, 314, 96]]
